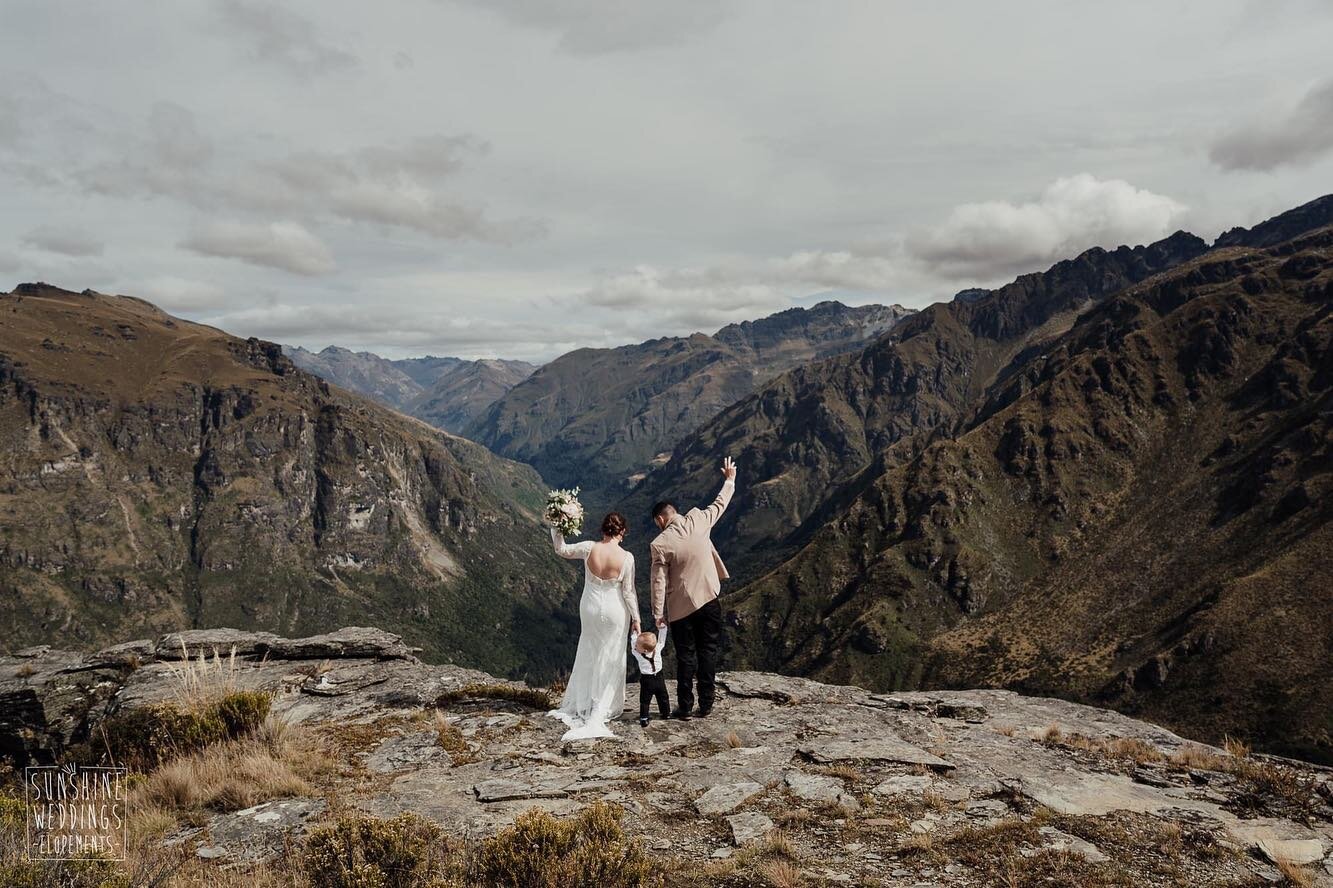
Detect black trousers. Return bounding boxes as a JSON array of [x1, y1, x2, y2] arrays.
[[669, 598, 724, 711], [638, 672, 669, 719]]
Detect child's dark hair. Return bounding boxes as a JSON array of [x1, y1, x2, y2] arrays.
[[601, 511, 628, 538]]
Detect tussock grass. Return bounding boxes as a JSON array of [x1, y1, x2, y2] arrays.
[[433, 710, 478, 765], [757, 858, 805, 887], [137, 738, 312, 814], [100, 690, 272, 770], [1274, 855, 1315, 887], [163, 642, 242, 708], [435, 683, 553, 711], [810, 763, 860, 782]]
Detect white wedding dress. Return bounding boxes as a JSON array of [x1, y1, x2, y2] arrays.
[[547, 528, 638, 740]]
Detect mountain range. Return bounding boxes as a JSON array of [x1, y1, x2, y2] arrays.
[[284, 345, 535, 434], [616, 195, 1333, 762], [2, 196, 1329, 762], [0, 287, 575, 679], [466, 301, 915, 503]]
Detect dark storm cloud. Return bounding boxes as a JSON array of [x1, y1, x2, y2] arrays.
[[1211, 79, 1333, 172]]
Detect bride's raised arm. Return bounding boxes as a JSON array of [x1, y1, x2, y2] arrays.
[[549, 526, 593, 560], [619, 554, 640, 632]]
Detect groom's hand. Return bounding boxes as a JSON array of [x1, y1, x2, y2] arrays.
[[721, 456, 737, 482], [656, 617, 668, 629]]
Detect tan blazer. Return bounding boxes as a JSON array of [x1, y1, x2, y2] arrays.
[[650, 479, 734, 623]]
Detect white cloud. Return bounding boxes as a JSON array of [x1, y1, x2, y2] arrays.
[[214, 0, 357, 76], [66, 105, 541, 245], [904, 175, 1189, 280], [181, 221, 335, 276], [132, 276, 232, 312], [454, 0, 733, 54], [1211, 78, 1333, 172], [21, 225, 104, 257]]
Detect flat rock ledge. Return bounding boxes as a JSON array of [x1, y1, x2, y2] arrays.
[[2, 630, 1331, 886]]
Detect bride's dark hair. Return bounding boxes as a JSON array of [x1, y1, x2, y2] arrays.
[[601, 511, 628, 539]]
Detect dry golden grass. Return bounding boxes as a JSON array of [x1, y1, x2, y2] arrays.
[[757, 858, 805, 888], [775, 808, 814, 827], [435, 682, 553, 711], [725, 731, 743, 749], [897, 831, 934, 855], [163, 642, 242, 708], [1223, 735, 1252, 759], [137, 737, 312, 815], [433, 709, 478, 765], [1275, 855, 1314, 887], [995, 723, 1017, 737], [1041, 723, 1063, 743], [811, 763, 860, 782]]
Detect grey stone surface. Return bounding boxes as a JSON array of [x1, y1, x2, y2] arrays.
[[726, 811, 775, 845], [1038, 826, 1107, 862], [365, 730, 450, 773], [785, 771, 859, 809], [695, 781, 764, 815], [2, 624, 1330, 885], [799, 737, 954, 771]]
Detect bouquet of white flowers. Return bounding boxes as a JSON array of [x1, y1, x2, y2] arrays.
[[543, 487, 584, 537]]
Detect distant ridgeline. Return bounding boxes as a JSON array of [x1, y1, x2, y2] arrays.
[[2, 194, 1330, 762]]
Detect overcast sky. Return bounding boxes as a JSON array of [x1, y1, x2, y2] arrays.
[[3, 0, 1332, 362]]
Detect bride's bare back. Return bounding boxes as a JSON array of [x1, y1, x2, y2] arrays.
[[586, 540, 629, 581]]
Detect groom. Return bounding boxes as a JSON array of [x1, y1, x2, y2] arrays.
[[650, 456, 737, 719]]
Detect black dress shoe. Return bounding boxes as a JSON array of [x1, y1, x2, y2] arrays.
[[670, 707, 692, 720], [696, 705, 712, 718]]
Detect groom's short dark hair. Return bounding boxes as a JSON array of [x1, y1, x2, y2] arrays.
[[651, 500, 676, 521]]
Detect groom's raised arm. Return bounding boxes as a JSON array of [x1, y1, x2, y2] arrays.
[[700, 456, 738, 528]]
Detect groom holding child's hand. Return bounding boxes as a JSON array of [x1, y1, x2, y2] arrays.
[[650, 456, 737, 720]]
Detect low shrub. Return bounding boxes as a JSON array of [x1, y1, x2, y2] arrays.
[[468, 802, 660, 888], [101, 690, 273, 770], [304, 811, 452, 888]]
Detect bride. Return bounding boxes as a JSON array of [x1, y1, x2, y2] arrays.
[[547, 511, 640, 740]]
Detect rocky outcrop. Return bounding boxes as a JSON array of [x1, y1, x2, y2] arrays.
[[3, 628, 1330, 885], [0, 286, 575, 678]]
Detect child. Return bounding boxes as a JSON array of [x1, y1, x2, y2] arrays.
[[630, 626, 669, 727]]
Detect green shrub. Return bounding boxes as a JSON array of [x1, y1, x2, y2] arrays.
[[101, 690, 273, 770], [468, 803, 660, 888], [304, 811, 451, 888], [213, 690, 273, 736]]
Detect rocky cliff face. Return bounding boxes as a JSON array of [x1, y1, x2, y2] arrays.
[[285, 346, 536, 435], [0, 286, 574, 678], [682, 206, 1333, 762], [3, 627, 1330, 885], [468, 301, 913, 505]]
